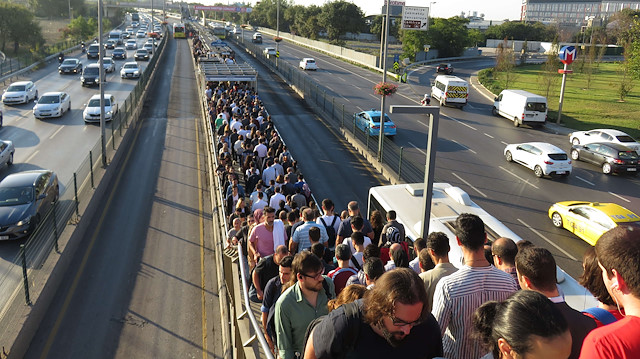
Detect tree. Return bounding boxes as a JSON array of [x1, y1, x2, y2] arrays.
[[495, 38, 517, 89], [64, 16, 95, 40], [398, 27, 429, 61], [427, 17, 472, 58], [318, 1, 365, 43], [0, 3, 44, 54], [538, 39, 560, 100], [370, 15, 400, 40], [284, 5, 321, 38], [485, 21, 557, 41], [30, 0, 86, 18]]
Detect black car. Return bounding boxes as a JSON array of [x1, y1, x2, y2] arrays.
[[570, 142, 639, 175], [86, 44, 101, 59], [112, 47, 127, 60], [104, 40, 117, 49], [134, 49, 149, 61], [81, 64, 101, 87], [436, 63, 454, 74], [0, 170, 59, 240], [58, 58, 82, 74]]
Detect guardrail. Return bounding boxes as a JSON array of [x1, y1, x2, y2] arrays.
[[0, 25, 169, 314]]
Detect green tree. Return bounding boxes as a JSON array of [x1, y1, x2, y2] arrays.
[[468, 28, 485, 47], [318, 1, 365, 43], [284, 5, 321, 38], [485, 21, 557, 41], [398, 28, 429, 61], [370, 15, 400, 40], [249, 0, 292, 29], [0, 3, 44, 54], [495, 39, 517, 88], [426, 17, 471, 58], [64, 16, 95, 40], [30, 0, 86, 18], [538, 39, 560, 100]]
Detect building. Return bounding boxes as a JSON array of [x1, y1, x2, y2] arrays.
[[522, 0, 640, 25]]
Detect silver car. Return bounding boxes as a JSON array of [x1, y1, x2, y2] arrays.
[[0, 140, 14, 168], [2, 81, 38, 105], [33, 92, 71, 119]]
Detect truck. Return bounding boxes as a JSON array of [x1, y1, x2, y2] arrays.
[[493, 89, 547, 127]]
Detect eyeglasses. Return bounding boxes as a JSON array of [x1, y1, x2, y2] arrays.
[[390, 314, 422, 328], [300, 271, 323, 281]]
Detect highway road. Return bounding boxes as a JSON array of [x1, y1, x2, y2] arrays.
[[235, 30, 640, 279]]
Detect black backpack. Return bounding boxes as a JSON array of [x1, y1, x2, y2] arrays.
[[319, 216, 338, 248], [301, 301, 362, 359]]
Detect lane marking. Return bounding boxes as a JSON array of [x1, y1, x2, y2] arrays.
[[450, 117, 477, 131], [484, 133, 494, 139], [499, 166, 539, 189], [450, 139, 477, 154], [609, 191, 631, 203], [194, 116, 208, 358], [575, 176, 595, 186], [501, 141, 509, 146], [25, 150, 39, 164], [418, 121, 428, 128], [451, 172, 488, 198], [49, 126, 65, 140], [407, 141, 426, 155], [517, 218, 578, 261]]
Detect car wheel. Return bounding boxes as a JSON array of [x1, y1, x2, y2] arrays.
[[571, 149, 580, 161], [513, 117, 520, 127], [7, 152, 13, 165], [534, 165, 544, 178], [505, 151, 513, 162], [551, 212, 563, 228], [602, 162, 612, 174], [571, 138, 580, 145], [68, 102, 71, 112], [492, 107, 498, 116], [33, 91, 38, 101]]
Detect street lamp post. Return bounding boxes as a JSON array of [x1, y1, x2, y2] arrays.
[[68, 0, 72, 20], [98, 0, 106, 166], [377, 0, 391, 161], [276, 0, 280, 66]]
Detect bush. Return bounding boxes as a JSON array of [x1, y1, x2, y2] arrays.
[[478, 68, 502, 95]]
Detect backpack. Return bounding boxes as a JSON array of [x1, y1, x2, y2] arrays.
[[301, 301, 362, 359], [319, 216, 338, 247], [582, 307, 617, 325]]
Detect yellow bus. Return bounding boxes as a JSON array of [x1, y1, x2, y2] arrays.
[[173, 23, 185, 38]]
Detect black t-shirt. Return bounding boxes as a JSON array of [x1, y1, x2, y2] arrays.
[[254, 255, 279, 291], [313, 300, 443, 359]]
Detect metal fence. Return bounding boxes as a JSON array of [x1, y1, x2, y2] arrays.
[[229, 34, 428, 184], [0, 28, 168, 307], [0, 39, 88, 80]]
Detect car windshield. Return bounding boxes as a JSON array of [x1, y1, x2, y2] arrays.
[[618, 151, 639, 160], [137, 50, 147, 54], [124, 64, 138, 69], [526, 102, 547, 112], [84, 67, 99, 75], [62, 60, 76, 65], [88, 99, 111, 107], [114, 49, 124, 54], [0, 186, 34, 206], [616, 135, 637, 143], [38, 95, 60, 104], [369, 115, 392, 123], [7, 85, 26, 92], [306, 59, 315, 64]]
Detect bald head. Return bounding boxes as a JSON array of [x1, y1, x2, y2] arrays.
[[389, 243, 402, 255], [492, 237, 518, 266]]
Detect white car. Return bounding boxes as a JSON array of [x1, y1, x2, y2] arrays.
[[569, 129, 640, 155], [120, 62, 141, 79], [143, 43, 154, 53], [263, 47, 276, 56], [33, 92, 71, 119], [125, 39, 138, 50], [299, 58, 318, 70], [504, 142, 572, 178], [2, 81, 38, 105], [136, 31, 146, 38], [102, 58, 116, 73], [83, 94, 118, 123]]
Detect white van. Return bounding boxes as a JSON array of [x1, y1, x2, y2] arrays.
[[493, 89, 547, 127], [108, 30, 124, 45], [431, 75, 469, 109]]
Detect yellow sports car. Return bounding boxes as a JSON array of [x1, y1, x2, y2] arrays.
[[549, 201, 640, 245]]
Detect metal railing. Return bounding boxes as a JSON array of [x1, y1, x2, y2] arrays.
[[0, 26, 168, 309]]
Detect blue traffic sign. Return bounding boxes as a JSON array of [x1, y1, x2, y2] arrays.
[[394, 54, 400, 63], [210, 41, 228, 47]]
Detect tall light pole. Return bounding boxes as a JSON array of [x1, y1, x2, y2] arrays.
[[377, 0, 391, 161], [276, 0, 280, 66], [429, 1, 436, 17], [68, 0, 72, 21], [98, 0, 106, 166]]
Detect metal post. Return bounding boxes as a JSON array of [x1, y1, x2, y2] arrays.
[[342, 104, 345, 127], [557, 62, 568, 124], [366, 129, 370, 148], [398, 146, 404, 179], [112, 121, 115, 149], [331, 98, 335, 120], [98, 0, 106, 166], [378, 0, 391, 161], [90, 151, 95, 188], [73, 172, 79, 217], [276, 0, 280, 67], [20, 244, 31, 305]]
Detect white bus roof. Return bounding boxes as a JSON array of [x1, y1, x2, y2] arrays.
[[368, 182, 597, 310]]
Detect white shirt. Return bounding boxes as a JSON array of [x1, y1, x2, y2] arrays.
[[252, 199, 268, 212], [255, 143, 268, 158], [342, 236, 372, 255], [269, 192, 286, 209], [409, 257, 420, 274]]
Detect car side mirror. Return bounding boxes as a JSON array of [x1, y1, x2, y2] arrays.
[[38, 193, 47, 200], [494, 97, 498, 101]]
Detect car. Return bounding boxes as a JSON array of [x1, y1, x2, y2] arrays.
[[125, 39, 138, 50], [142, 43, 154, 53], [0, 170, 59, 241], [0, 140, 15, 168], [0, 108, 3, 127], [100, 58, 116, 73], [83, 94, 118, 123], [104, 39, 117, 49], [148, 31, 162, 39], [436, 63, 454, 74], [263, 47, 276, 56], [570, 142, 639, 175], [112, 47, 127, 60], [134, 49, 150, 61], [145, 38, 157, 46], [549, 201, 640, 245], [86, 43, 101, 59], [353, 110, 397, 138], [131, 21, 139, 27], [252, 33, 262, 43], [58, 58, 83, 74], [2, 81, 38, 105], [81, 63, 101, 86], [569, 129, 640, 155], [136, 31, 146, 38], [504, 142, 572, 178], [299, 58, 318, 70], [33, 92, 71, 119], [120, 62, 141, 79]]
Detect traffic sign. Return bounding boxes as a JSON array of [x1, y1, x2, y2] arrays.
[[393, 62, 400, 71], [401, 6, 429, 31], [393, 54, 400, 63], [276, 51, 279, 58], [558, 46, 577, 65]]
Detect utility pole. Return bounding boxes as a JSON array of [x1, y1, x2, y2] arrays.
[[98, 0, 106, 166], [377, 0, 391, 161]]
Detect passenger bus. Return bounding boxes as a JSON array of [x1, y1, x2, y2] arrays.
[[368, 182, 597, 310], [131, 12, 140, 22], [173, 23, 186, 38]]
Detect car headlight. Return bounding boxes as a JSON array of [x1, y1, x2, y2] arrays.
[[16, 217, 31, 227], [134, 71, 139, 74]]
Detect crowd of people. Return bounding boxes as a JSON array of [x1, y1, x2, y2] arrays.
[[204, 78, 640, 359]]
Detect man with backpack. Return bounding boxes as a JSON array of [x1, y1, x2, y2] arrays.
[[317, 198, 341, 249], [303, 268, 443, 359]]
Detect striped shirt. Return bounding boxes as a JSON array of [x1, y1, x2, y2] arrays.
[[432, 265, 518, 359]]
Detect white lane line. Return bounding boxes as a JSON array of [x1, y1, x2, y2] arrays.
[[451, 172, 488, 198], [450, 139, 477, 154], [484, 133, 494, 139], [407, 141, 427, 155], [450, 117, 477, 131], [501, 141, 509, 146], [49, 126, 65, 140], [575, 176, 595, 186], [499, 166, 540, 189], [418, 121, 429, 128], [517, 218, 578, 261], [609, 191, 631, 203], [25, 150, 39, 164]]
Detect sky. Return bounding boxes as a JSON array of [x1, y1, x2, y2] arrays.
[[234, 0, 523, 21]]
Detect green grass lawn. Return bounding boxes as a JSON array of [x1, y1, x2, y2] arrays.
[[479, 62, 640, 139]]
